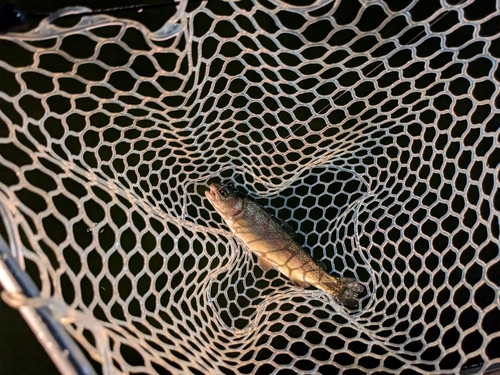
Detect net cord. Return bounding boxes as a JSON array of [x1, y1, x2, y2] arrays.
[[0, 0, 498, 373], [0, 198, 97, 375]]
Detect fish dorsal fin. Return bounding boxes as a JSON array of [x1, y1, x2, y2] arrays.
[[318, 261, 327, 271], [260, 204, 295, 238], [258, 257, 274, 272], [269, 215, 294, 237], [279, 220, 295, 237]]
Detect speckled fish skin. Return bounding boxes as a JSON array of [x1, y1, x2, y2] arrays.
[[205, 183, 364, 307]]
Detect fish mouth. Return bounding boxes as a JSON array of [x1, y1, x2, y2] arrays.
[[205, 183, 221, 201]]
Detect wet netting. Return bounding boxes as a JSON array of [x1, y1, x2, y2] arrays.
[[0, 0, 499, 373]]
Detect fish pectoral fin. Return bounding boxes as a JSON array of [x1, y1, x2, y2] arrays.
[[291, 277, 309, 289], [258, 257, 274, 272]]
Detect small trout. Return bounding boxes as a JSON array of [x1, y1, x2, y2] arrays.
[[205, 182, 364, 307]]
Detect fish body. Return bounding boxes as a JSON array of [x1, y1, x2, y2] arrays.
[[205, 183, 364, 307]]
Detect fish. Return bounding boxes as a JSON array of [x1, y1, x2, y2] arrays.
[[204, 182, 364, 307]]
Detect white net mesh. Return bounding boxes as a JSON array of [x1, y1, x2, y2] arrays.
[[0, 0, 499, 373]]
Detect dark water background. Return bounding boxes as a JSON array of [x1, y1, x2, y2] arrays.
[[0, 0, 498, 374], [0, 1, 178, 374]]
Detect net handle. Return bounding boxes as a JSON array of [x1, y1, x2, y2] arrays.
[[0, 200, 97, 375]]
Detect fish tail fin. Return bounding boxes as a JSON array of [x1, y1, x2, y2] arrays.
[[336, 277, 364, 308]]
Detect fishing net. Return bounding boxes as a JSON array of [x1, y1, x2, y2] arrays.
[[0, 0, 499, 373]]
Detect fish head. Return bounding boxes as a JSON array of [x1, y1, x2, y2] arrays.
[[205, 183, 244, 220]]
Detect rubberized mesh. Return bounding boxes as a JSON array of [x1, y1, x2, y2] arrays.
[[0, 0, 499, 373]]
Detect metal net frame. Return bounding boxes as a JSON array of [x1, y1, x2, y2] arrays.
[[0, 0, 499, 373]]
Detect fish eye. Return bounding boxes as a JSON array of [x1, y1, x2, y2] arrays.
[[220, 187, 229, 198]]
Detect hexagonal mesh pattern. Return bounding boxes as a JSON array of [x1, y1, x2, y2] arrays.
[[0, 0, 499, 373]]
